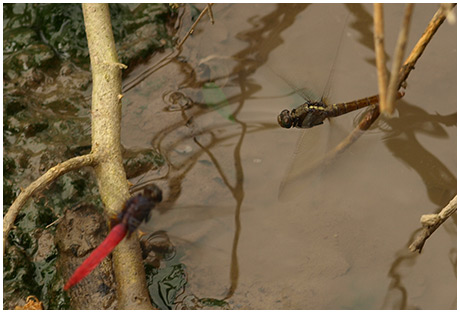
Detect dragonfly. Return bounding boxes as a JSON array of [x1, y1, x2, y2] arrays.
[[277, 93, 402, 129], [272, 11, 406, 200], [276, 82, 404, 201], [64, 184, 163, 290]]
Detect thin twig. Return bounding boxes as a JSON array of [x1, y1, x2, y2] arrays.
[[409, 195, 457, 253], [177, 4, 214, 49], [45, 214, 64, 229], [397, 3, 455, 89], [373, 4, 388, 110], [207, 3, 215, 24], [382, 3, 413, 115], [3, 154, 97, 252]]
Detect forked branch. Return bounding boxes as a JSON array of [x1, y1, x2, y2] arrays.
[[177, 3, 214, 48], [82, 4, 152, 309], [330, 4, 454, 158], [4, 3, 155, 309]]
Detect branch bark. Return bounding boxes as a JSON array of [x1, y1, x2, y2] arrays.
[[409, 195, 457, 253], [373, 3, 388, 109], [383, 3, 413, 115], [3, 154, 97, 252], [82, 4, 153, 309], [398, 3, 455, 88]]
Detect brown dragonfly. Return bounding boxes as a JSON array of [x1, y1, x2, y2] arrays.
[[277, 88, 404, 202], [277, 94, 386, 129]]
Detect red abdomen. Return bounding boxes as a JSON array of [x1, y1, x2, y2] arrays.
[[63, 223, 127, 291], [64, 184, 163, 290]]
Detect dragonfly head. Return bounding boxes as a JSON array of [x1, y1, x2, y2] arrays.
[[143, 184, 163, 203], [278, 109, 293, 128]]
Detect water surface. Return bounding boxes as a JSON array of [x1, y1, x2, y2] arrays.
[[122, 4, 456, 309]]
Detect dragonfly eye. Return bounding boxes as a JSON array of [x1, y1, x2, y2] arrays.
[[278, 109, 292, 128]]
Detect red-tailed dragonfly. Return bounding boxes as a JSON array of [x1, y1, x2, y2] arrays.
[[64, 185, 163, 290]]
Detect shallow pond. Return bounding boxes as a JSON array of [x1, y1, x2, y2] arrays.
[[4, 3, 456, 310], [122, 3, 456, 309]]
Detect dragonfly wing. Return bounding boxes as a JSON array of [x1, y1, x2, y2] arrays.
[[278, 113, 352, 202], [278, 123, 330, 202]]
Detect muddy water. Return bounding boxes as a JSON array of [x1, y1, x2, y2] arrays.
[[121, 4, 456, 309]]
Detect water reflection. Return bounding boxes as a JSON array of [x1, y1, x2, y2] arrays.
[[379, 101, 456, 206], [125, 4, 313, 301], [122, 3, 456, 309]]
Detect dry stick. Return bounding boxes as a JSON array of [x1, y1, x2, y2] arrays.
[[382, 3, 413, 115], [207, 3, 215, 24], [328, 4, 453, 160], [82, 4, 153, 309], [441, 3, 457, 24], [177, 3, 214, 49], [331, 5, 455, 253], [373, 3, 388, 109], [409, 195, 457, 253], [398, 3, 455, 87], [3, 154, 97, 253]]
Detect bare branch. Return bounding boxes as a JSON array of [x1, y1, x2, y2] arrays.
[[3, 154, 97, 252], [82, 4, 152, 309], [382, 3, 413, 115], [409, 195, 457, 253], [207, 3, 215, 24], [373, 4, 388, 110], [177, 4, 215, 49], [330, 5, 453, 159], [398, 3, 455, 89]]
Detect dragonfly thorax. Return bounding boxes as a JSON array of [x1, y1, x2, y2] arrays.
[[117, 184, 163, 237], [278, 100, 329, 129]]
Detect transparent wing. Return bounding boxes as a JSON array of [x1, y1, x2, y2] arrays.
[[320, 13, 350, 103], [278, 123, 327, 202], [276, 11, 352, 202], [265, 64, 320, 104], [278, 113, 351, 202]]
